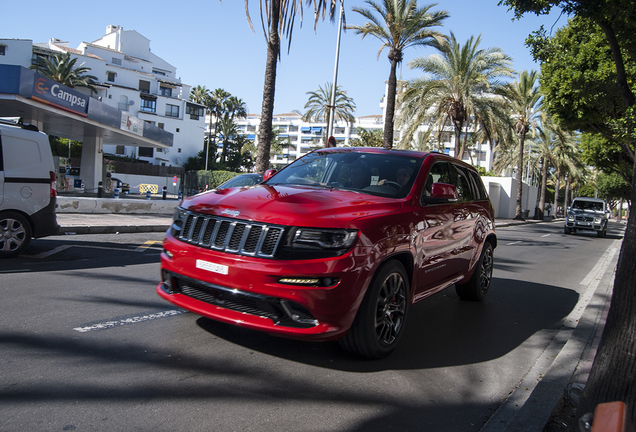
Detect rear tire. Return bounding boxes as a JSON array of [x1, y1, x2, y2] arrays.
[[456, 242, 493, 301], [0, 211, 32, 258], [339, 260, 409, 359]]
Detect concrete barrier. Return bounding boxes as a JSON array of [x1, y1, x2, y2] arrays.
[[57, 196, 179, 214]]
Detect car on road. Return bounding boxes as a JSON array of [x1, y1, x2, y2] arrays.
[[0, 119, 59, 257], [157, 147, 497, 358], [565, 197, 609, 237], [216, 173, 263, 189]]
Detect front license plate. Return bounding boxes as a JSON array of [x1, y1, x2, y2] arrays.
[[196, 259, 229, 275]]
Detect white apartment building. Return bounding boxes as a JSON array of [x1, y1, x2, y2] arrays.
[[0, 26, 205, 167], [233, 107, 493, 170]]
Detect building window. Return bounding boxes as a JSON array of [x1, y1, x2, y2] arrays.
[[138, 147, 153, 157], [115, 145, 125, 155], [107, 71, 116, 82], [186, 103, 205, 120], [165, 104, 179, 118], [0, 45, 6, 56], [160, 86, 172, 97], [158, 123, 164, 129], [178, 148, 181, 153], [112, 57, 122, 65], [152, 69, 166, 76], [139, 80, 150, 94], [140, 96, 156, 113]]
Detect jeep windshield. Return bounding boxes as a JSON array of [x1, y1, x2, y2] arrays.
[[264, 150, 424, 199]]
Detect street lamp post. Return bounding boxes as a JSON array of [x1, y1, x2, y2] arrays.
[[326, 0, 344, 141]]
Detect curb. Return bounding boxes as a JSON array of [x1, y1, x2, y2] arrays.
[[59, 225, 170, 235]]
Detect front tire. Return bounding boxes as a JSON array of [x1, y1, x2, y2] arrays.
[[456, 242, 494, 301], [340, 260, 409, 359], [564, 227, 571, 234], [0, 211, 32, 258]]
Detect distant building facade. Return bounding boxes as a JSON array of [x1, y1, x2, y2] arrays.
[[0, 25, 205, 167]]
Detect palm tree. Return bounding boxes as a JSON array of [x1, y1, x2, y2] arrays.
[[496, 70, 542, 220], [348, 0, 448, 149], [245, 0, 338, 173], [30, 52, 99, 94], [399, 33, 514, 157], [189, 85, 211, 106], [221, 96, 248, 162], [302, 82, 356, 127]]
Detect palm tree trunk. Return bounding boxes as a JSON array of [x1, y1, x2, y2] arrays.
[[538, 156, 548, 221], [383, 58, 399, 149], [255, 0, 281, 174], [514, 132, 526, 219], [553, 171, 561, 218], [564, 175, 571, 213]]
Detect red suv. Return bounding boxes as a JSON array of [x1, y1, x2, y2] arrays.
[[157, 148, 496, 358]]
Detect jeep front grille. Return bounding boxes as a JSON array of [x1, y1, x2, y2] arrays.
[[177, 211, 285, 258]]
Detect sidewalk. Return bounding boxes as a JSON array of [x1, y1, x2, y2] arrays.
[[55, 211, 548, 235]]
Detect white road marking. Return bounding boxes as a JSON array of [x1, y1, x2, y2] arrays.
[[541, 234, 551, 237], [73, 309, 187, 332], [507, 241, 522, 245]]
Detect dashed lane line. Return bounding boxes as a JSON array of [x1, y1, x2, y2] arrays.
[[73, 309, 188, 333]]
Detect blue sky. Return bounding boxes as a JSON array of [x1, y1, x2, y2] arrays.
[[6, 0, 566, 117]]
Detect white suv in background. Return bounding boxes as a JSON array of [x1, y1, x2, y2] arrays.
[[0, 119, 59, 257], [565, 197, 609, 238]]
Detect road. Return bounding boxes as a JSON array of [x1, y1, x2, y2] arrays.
[[0, 221, 624, 432]]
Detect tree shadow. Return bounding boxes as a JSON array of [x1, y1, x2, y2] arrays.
[[194, 277, 579, 372]]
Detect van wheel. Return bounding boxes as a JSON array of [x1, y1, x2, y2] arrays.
[[0, 212, 32, 258], [339, 260, 409, 359], [456, 242, 493, 301]]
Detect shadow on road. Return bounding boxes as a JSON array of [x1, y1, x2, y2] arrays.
[[194, 277, 579, 372]]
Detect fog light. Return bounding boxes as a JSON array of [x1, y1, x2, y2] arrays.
[[279, 277, 320, 285], [162, 270, 174, 293]]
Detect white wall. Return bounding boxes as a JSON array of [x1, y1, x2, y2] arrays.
[[483, 176, 538, 219]]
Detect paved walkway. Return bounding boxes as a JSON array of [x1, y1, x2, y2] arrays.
[[55, 212, 554, 235]]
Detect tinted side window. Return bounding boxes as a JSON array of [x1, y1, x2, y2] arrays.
[[450, 164, 474, 202], [468, 170, 488, 200]]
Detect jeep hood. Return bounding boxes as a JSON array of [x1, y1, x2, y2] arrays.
[[181, 185, 402, 227]]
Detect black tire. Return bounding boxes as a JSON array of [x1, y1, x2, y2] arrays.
[[456, 242, 494, 301], [0, 211, 32, 258], [339, 260, 409, 359], [564, 227, 571, 234], [597, 227, 607, 238]]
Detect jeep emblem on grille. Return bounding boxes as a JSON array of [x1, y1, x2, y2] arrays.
[[221, 208, 240, 217]]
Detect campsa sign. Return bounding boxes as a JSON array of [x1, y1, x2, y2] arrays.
[[32, 75, 89, 116]]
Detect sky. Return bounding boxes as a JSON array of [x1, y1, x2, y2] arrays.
[[4, 0, 567, 117]]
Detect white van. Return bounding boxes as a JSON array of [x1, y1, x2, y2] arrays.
[[0, 120, 59, 257]]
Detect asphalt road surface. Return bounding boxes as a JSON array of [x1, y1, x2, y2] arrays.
[[0, 222, 624, 432]]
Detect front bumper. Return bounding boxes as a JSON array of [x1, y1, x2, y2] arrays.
[[157, 234, 371, 341], [565, 218, 605, 232]]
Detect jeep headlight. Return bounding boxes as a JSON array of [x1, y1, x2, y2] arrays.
[[594, 216, 602, 223], [567, 215, 575, 221], [293, 228, 358, 249]]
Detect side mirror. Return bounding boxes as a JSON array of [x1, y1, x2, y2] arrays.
[[263, 169, 277, 181], [423, 183, 459, 204]]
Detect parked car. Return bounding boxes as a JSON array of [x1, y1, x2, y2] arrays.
[[157, 148, 497, 358], [0, 119, 59, 257], [216, 173, 263, 189], [565, 197, 609, 237], [110, 177, 130, 193]]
